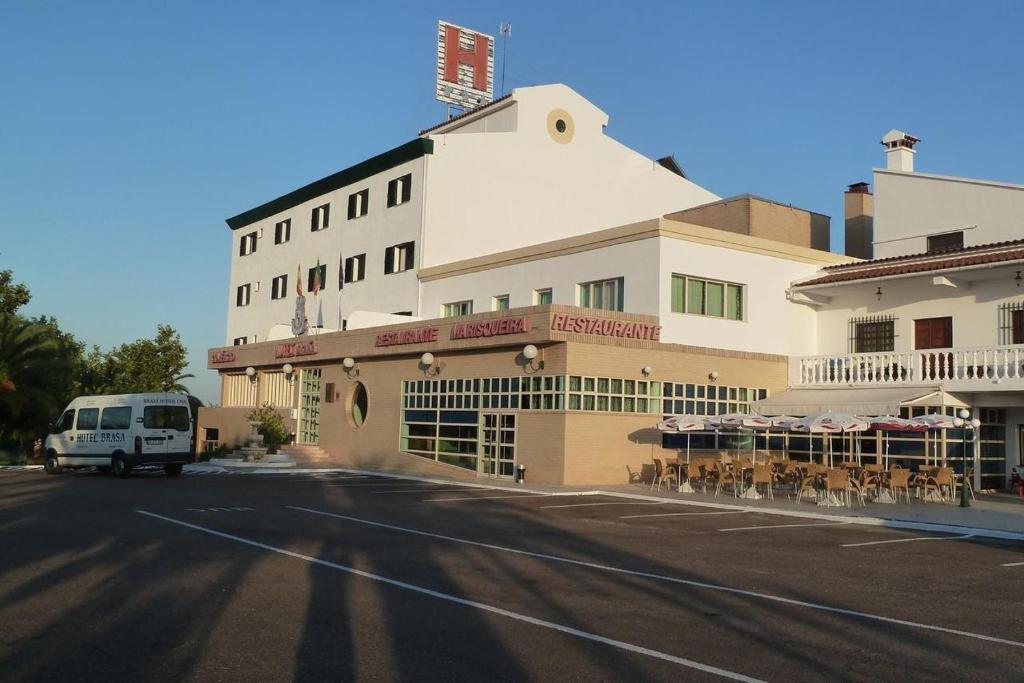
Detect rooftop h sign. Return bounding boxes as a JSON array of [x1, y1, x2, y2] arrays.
[[436, 20, 494, 109]]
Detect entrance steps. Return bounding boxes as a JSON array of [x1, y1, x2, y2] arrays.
[[278, 444, 330, 465]]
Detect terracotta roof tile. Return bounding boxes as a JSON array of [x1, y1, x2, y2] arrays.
[[796, 242, 1024, 287]]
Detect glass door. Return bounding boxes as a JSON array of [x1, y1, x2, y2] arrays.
[[298, 368, 322, 444], [479, 412, 516, 478]]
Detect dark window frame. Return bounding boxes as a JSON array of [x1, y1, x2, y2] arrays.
[[236, 283, 251, 307], [926, 231, 964, 253], [274, 219, 292, 244], [271, 274, 288, 300], [307, 264, 327, 292], [849, 315, 896, 353], [344, 253, 367, 283], [239, 231, 257, 257], [387, 173, 413, 208], [310, 203, 330, 232], [384, 242, 415, 275], [347, 189, 369, 219]]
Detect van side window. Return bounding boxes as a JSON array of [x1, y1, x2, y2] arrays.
[[143, 406, 190, 431], [100, 407, 132, 430], [59, 410, 75, 432], [76, 408, 99, 430]]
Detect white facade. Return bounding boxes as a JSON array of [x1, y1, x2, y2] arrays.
[[420, 85, 720, 267], [874, 170, 1024, 259], [223, 84, 721, 344], [421, 219, 844, 357]]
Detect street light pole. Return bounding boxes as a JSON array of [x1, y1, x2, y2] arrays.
[[956, 408, 976, 508]]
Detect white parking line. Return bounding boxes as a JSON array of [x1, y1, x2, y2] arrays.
[[371, 488, 479, 494], [1001, 561, 1024, 567], [136, 510, 762, 682], [540, 501, 667, 509], [621, 511, 746, 520], [423, 494, 552, 502], [719, 522, 851, 532], [842, 534, 975, 548], [285, 505, 1024, 650]]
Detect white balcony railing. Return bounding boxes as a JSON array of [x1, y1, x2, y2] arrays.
[[795, 345, 1024, 387]]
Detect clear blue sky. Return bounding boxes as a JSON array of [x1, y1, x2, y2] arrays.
[[2, 1, 1023, 404]]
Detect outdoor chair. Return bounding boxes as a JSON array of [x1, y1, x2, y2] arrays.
[[847, 469, 874, 507], [887, 467, 912, 503], [626, 465, 642, 485], [751, 464, 774, 501], [922, 467, 954, 503], [698, 459, 718, 493], [826, 468, 850, 507], [651, 458, 679, 492], [714, 461, 738, 498], [953, 466, 977, 502], [795, 464, 820, 504]]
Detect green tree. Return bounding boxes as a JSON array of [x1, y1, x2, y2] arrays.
[[0, 314, 59, 442], [104, 325, 191, 394], [0, 270, 31, 316]]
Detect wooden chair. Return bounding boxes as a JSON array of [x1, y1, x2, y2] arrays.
[[651, 458, 679, 492], [887, 467, 912, 503], [626, 465, 642, 484], [826, 468, 850, 507], [848, 469, 875, 507], [796, 464, 820, 504], [714, 461, 738, 498], [751, 464, 774, 501], [922, 467, 954, 503]]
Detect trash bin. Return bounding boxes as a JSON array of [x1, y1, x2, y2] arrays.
[[516, 464, 526, 484]]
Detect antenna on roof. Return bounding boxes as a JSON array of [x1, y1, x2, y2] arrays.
[[500, 22, 512, 96]]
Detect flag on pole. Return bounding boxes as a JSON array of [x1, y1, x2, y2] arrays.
[[312, 258, 321, 296], [296, 264, 302, 296]]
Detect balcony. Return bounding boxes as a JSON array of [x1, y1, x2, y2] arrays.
[[793, 345, 1024, 390]]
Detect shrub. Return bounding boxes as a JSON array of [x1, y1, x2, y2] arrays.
[[247, 404, 287, 454]]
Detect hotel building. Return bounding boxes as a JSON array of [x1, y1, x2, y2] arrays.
[[200, 90, 1023, 489]]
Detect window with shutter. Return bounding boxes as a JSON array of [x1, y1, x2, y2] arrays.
[[384, 247, 394, 274]]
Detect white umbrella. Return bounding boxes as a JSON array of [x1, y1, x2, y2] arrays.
[[792, 411, 869, 467], [912, 413, 958, 467], [870, 415, 928, 470], [654, 414, 708, 493]]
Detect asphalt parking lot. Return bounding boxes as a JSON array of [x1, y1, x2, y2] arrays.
[[2, 468, 1023, 682]]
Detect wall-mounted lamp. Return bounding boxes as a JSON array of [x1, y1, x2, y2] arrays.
[[708, 370, 720, 382], [420, 352, 442, 377], [522, 344, 545, 372], [1016, 271, 1022, 287], [245, 366, 257, 383], [641, 366, 653, 377], [282, 363, 295, 383], [875, 286, 883, 301], [342, 356, 359, 377]]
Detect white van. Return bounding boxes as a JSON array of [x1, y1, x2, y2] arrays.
[[44, 393, 194, 477]]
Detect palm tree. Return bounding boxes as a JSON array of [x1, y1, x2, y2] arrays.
[[0, 314, 59, 441]]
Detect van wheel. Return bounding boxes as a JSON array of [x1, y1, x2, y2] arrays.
[[112, 455, 131, 478], [164, 464, 183, 477], [44, 454, 63, 475]]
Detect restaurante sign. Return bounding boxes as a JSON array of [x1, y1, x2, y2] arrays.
[[375, 327, 440, 347], [551, 313, 661, 341]]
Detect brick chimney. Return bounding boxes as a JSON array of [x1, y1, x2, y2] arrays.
[[882, 129, 919, 172], [844, 182, 873, 259]]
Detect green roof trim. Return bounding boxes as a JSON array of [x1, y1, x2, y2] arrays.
[[225, 138, 434, 230]]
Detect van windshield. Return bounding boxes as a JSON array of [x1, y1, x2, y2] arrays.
[[143, 406, 190, 431]]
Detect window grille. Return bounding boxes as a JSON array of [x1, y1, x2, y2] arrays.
[[848, 314, 896, 353], [998, 301, 1024, 345]]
